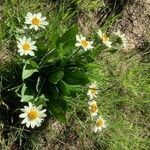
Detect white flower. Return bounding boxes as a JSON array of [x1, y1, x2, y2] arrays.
[[17, 36, 37, 56], [87, 82, 98, 100], [88, 100, 98, 117], [94, 116, 106, 133], [25, 12, 48, 31], [113, 30, 127, 48], [19, 102, 47, 128], [75, 35, 94, 51], [97, 29, 112, 48]]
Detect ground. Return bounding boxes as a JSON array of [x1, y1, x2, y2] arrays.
[[0, 0, 150, 150]]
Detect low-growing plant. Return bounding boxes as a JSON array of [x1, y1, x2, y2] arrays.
[[1, 11, 126, 130]]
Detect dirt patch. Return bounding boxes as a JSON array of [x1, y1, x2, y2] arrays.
[[112, 0, 150, 51], [0, 43, 13, 71]]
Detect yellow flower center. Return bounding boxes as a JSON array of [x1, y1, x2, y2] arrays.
[[32, 17, 40, 25], [89, 103, 98, 113], [96, 118, 104, 127], [90, 88, 97, 94], [28, 109, 38, 120], [101, 34, 109, 42], [81, 40, 89, 48], [22, 42, 30, 51]]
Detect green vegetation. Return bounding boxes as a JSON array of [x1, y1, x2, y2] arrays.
[[0, 0, 149, 150]]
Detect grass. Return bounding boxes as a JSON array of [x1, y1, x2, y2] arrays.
[[89, 52, 150, 149], [0, 0, 150, 149]]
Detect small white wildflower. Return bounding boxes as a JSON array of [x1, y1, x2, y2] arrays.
[[17, 36, 37, 56], [88, 100, 98, 117], [94, 116, 106, 133], [113, 30, 127, 48], [19, 102, 47, 128], [75, 35, 94, 51], [97, 29, 112, 48], [87, 82, 98, 100], [25, 12, 48, 31]]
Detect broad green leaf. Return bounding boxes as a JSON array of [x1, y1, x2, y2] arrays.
[[56, 25, 78, 55], [57, 80, 70, 96], [47, 97, 67, 123], [21, 83, 34, 102], [22, 60, 39, 80], [21, 95, 34, 102], [34, 94, 47, 106], [49, 71, 64, 84], [63, 69, 89, 85], [22, 69, 38, 80]]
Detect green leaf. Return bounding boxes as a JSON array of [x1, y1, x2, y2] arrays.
[[57, 80, 70, 96], [47, 97, 67, 123], [63, 69, 89, 85], [34, 94, 47, 106], [49, 71, 64, 84], [22, 60, 39, 80], [56, 25, 78, 55], [21, 95, 34, 102], [21, 83, 34, 102]]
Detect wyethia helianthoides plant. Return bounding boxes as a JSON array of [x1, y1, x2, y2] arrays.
[[7, 12, 126, 129]]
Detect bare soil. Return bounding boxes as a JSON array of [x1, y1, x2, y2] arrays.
[[113, 0, 150, 51]]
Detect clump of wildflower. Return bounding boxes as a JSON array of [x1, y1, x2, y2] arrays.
[[87, 82, 98, 100], [25, 12, 48, 31], [97, 29, 112, 48], [17, 36, 37, 56], [87, 82, 107, 133], [75, 35, 94, 51], [19, 102, 47, 128]]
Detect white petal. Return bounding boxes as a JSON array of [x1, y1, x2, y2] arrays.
[[42, 21, 48, 25], [27, 12, 33, 18], [29, 25, 34, 29], [91, 112, 98, 117], [97, 30, 102, 36], [41, 109, 46, 113], [34, 26, 39, 31], [90, 41, 93, 45], [39, 112, 47, 118], [31, 41, 36, 45], [105, 41, 112, 48], [28, 102, 33, 108], [25, 20, 31, 24], [81, 36, 86, 41], [94, 126, 98, 133], [21, 118, 28, 124], [27, 37, 31, 43], [98, 127, 102, 131], [76, 35, 80, 41], [26, 121, 31, 128], [75, 43, 81, 47], [37, 12, 42, 18], [35, 120, 42, 127], [19, 113, 27, 118], [31, 46, 37, 50], [31, 122, 36, 128], [19, 52, 24, 56], [28, 51, 35, 56], [37, 105, 42, 110], [40, 25, 46, 29], [41, 17, 46, 21], [17, 44, 22, 49]]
